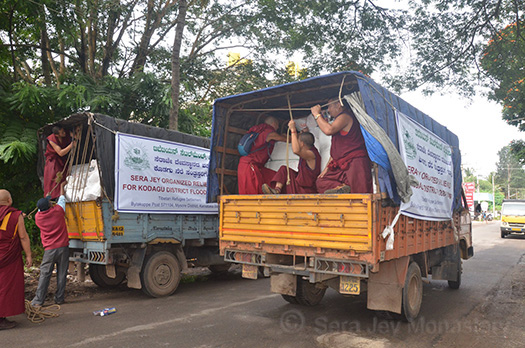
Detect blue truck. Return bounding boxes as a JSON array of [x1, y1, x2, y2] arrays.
[[38, 113, 224, 297]]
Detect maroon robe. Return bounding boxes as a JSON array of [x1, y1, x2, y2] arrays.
[[316, 113, 372, 193], [238, 124, 277, 194], [0, 205, 25, 318], [44, 133, 71, 198], [270, 146, 322, 194]]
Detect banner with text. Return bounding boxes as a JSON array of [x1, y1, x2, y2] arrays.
[[396, 111, 454, 221], [115, 132, 218, 214], [463, 182, 475, 212]]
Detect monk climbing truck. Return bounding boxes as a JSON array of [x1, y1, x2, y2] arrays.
[[37, 114, 226, 297], [207, 71, 474, 321]]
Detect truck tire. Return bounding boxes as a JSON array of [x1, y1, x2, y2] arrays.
[[141, 251, 181, 298], [89, 264, 125, 288], [401, 262, 423, 322], [281, 294, 299, 304], [501, 230, 507, 238], [296, 278, 326, 306], [448, 252, 462, 290]]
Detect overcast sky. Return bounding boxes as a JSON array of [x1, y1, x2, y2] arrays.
[[399, 91, 524, 177]]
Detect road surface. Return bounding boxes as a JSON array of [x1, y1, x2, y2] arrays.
[[4, 221, 525, 347]]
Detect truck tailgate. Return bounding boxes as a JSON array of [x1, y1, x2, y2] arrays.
[[65, 201, 105, 241], [220, 194, 372, 252]]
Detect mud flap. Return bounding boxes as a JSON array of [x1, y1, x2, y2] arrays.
[[271, 273, 297, 296], [367, 256, 409, 314], [127, 248, 146, 289], [106, 264, 116, 278], [432, 244, 461, 281]]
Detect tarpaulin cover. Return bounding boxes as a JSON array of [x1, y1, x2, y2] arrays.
[[38, 113, 210, 200], [208, 71, 463, 212]]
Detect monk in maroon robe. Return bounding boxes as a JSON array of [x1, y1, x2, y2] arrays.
[[262, 120, 321, 194], [44, 126, 75, 199], [0, 189, 32, 330], [311, 98, 372, 194], [237, 116, 287, 194]]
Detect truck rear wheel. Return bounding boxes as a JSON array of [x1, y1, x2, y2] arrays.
[[296, 278, 326, 306], [448, 252, 462, 290], [89, 264, 125, 288], [281, 294, 299, 304], [401, 262, 423, 322], [141, 251, 181, 298]]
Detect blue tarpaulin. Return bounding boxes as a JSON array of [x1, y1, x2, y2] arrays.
[[207, 71, 463, 212]]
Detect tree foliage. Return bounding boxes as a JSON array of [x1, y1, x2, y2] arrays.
[[481, 20, 525, 130], [494, 144, 525, 198]]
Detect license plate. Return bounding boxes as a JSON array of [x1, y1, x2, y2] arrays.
[[339, 276, 360, 295], [242, 264, 258, 279], [512, 228, 521, 231]]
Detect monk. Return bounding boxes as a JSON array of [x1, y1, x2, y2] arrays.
[[262, 120, 321, 194], [44, 126, 76, 199], [0, 189, 32, 330], [237, 116, 287, 194], [311, 98, 372, 194]]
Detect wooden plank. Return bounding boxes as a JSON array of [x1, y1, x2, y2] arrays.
[[227, 126, 247, 135], [215, 146, 239, 156], [223, 229, 371, 243], [215, 168, 237, 176], [221, 235, 371, 252]]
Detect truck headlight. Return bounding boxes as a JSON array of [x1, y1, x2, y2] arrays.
[[501, 221, 508, 227]]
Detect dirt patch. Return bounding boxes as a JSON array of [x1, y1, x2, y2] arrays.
[[431, 256, 525, 348], [24, 267, 103, 304], [23, 264, 234, 304]]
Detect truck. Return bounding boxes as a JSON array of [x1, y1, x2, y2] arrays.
[[207, 71, 474, 321], [500, 199, 525, 238], [38, 113, 225, 297]]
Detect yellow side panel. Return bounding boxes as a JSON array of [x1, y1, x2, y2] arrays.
[[220, 194, 372, 252], [65, 201, 105, 241]]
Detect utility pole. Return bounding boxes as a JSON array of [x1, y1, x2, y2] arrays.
[[507, 162, 511, 199], [492, 174, 495, 217]]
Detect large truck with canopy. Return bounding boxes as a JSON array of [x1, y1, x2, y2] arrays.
[[38, 113, 224, 297], [207, 71, 474, 321]]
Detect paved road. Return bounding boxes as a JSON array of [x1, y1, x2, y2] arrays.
[[4, 221, 525, 348]]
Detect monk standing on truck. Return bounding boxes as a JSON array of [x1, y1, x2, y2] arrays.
[[237, 116, 286, 194], [44, 126, 76, 199], [262, 120, 321, 194], [311, 98, 372, 194]]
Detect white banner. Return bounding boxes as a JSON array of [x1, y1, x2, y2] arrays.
[[115, 132, 218, 214], [396, 111, 453, 221]]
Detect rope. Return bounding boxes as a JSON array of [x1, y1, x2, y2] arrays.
[[285, 95, 294, 185], [354, 75, 398, 112], [25, 300, 60, 323], [92, 119, 117, 135], [44, 137, 78, 198], [232, 100, 341, 113], [338, 75, 346, 106]]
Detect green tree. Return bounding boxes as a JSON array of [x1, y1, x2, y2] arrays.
[[510, 139, 525, 164], [494, 144, 525, 198], [481, 20, 525, 131]]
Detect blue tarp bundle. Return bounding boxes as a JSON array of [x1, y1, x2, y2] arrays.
[[207, 71, 463, 212]]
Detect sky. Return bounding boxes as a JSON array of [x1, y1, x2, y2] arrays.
[[399, 91, 524, 177]]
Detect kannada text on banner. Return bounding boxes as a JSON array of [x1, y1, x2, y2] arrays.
[[396, 111, 454, 221], [115, 132, 218, 214]]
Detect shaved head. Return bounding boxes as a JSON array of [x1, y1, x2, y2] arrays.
[[264, 116, 279, 130], [299, 132, 315, 148], [0, 189, 12, 206]]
